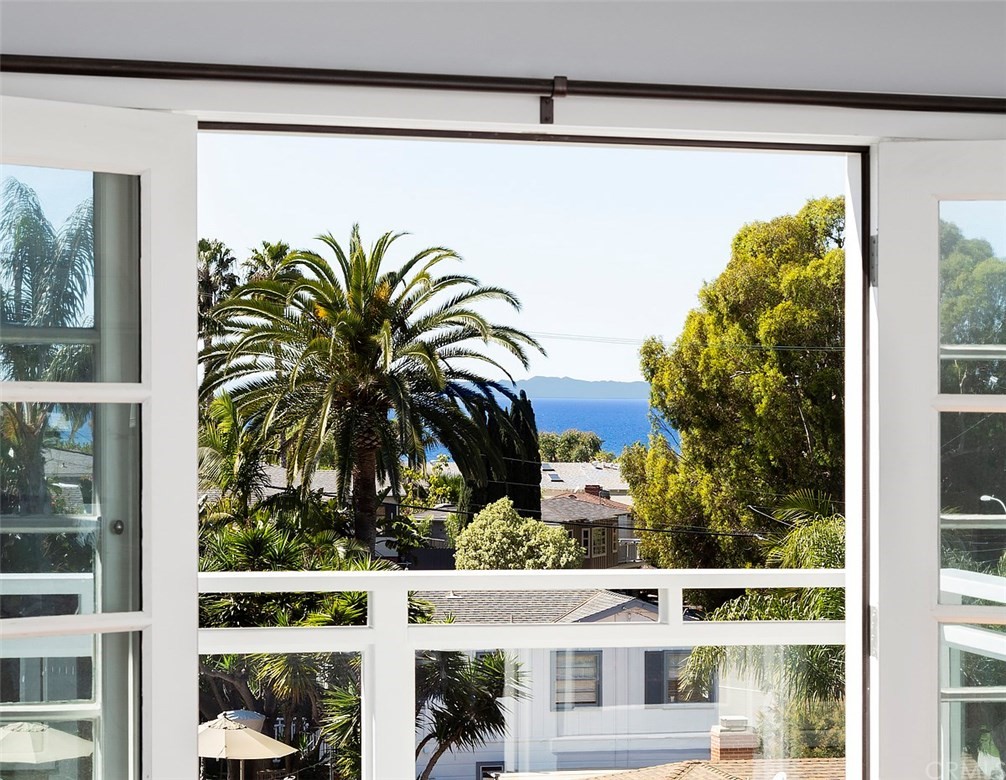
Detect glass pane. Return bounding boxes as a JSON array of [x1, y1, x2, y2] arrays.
[[940, 412, 1006, 603], [940, 625, 1006, 780], [198, 652, 359, 780], [940, 200, 1006, 394], [413, 644, 844, 777], [0, 164, 139, 383], [1, 403, 140, 615], [0, 631, 139, 779]]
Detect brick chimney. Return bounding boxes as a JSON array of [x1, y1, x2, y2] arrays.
[[584, 484, 602, 496], [710, 717, 758, 762]]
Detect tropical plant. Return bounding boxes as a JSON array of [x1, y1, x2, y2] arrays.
[[321, 649, 527, 780], [0, 177, 94, 515], [198, 392, 271, 522], [242, 240, 299, 282], [200, 226, 542, 551], [197, 238, 239, 346], [680, 491, 845, 757], [454, 497, 584, 570], [465, 390, 543, 519]]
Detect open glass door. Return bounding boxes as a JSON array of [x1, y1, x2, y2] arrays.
[[0, 96, 197, 779], [876, 140, 1006, 779]]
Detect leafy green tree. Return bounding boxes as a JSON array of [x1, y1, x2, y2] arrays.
[[401, 454, 465, 512], [632, 197, 845, 570], [538, 428, 613, 462], [940, 219, 1006, 396], [938, 220, 1006, 575], [201, 227, 541, 552], [454, 497, 583, 569]]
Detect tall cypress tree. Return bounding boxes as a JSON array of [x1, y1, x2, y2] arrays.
[[462, 391, 541, 520]]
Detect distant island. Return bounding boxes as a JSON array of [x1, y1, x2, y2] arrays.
[[511, 376, 650, 401]]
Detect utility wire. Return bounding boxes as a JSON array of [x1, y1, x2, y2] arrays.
[[391, 502, 765, 539], [526, 329, 844, 352]]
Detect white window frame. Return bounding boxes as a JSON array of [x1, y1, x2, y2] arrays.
[[590, 526, 607, 558], [875, 139, 1006, 780], [553, 648, 602, 710], [0, 96, 198, 780], [1, 67, 1002, 780]]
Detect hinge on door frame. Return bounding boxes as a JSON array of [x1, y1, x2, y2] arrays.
[[869, 234, 879, 287], [869, 605, 879, 657]]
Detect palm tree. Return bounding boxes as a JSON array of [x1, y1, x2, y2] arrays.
[[681, 491, 845, 705], [198, 392, 271, 523], [320, 648, 527, 780], [197, 238, 239, 347], [0, 177, 94, 514], [414, 649, 527, 780], [201, 226, 542, 551], [242, 240, 299, 282]]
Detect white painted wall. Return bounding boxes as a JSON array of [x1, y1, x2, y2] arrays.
[[423, 646, 716, 779], [1, 1, 1004, 98]]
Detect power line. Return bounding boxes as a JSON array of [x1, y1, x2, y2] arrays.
[[526, 329, 844, 352], [394, 502, 765, 539]]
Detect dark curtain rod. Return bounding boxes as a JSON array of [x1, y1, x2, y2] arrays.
[[2, 54, 1005, 115]]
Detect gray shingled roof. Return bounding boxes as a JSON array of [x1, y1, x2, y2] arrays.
[[43, 448, 92, 480], [540, 496, 623, 524], [414, 589, 656, 624]]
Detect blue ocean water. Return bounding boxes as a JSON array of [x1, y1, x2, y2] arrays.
[[427, 398, 653, 459]]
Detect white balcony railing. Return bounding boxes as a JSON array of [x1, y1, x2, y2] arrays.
[[198, 567, 845, 779]]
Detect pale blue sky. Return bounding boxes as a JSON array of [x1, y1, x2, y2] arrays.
[[7, 143, 1004, 383], [197, 134, 847, 382]]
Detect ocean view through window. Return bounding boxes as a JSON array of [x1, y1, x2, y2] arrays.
[[192, 132, 849, 778]]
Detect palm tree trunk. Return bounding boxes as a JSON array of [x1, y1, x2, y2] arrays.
[[351, 447, 379, 553], [417, 738, 454, 780]]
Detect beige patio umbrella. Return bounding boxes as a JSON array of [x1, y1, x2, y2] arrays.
[[198, 715, 296, 780], [0, 721, 94, 764]]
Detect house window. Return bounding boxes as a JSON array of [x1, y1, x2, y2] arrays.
[[644, 649, 713, 704], [476, 763, 504, 779], [580, 528, 590, 551], [554, 650, 601, 708], [590, 527, 607, 557]]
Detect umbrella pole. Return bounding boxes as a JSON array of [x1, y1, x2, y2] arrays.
[[240, 759, 245, 780]]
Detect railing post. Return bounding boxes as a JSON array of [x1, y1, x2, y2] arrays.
[[364, 585, 415, 780], [658, 585, 684, 628]]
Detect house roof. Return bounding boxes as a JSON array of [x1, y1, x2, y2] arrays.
[[560, 492, 633, 512], [577, 759, 846, 780], [414, 588, 656, 625], [540, 496, 623, 525], [539, 462, 629, 494], [43, 447, 92, 480]]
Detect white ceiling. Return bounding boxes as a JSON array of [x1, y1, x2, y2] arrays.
[[1, 1, 1004, 98]]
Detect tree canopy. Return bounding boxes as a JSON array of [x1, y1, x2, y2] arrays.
[[627, 197, 845, 570], [200, 227, 542, 551], [454, 498, 584, 570], [538, 428, 614, 462], [938, 218, 1006, 577]]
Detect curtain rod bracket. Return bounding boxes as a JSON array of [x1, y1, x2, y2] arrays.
[[540, 76, 568, 125]]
